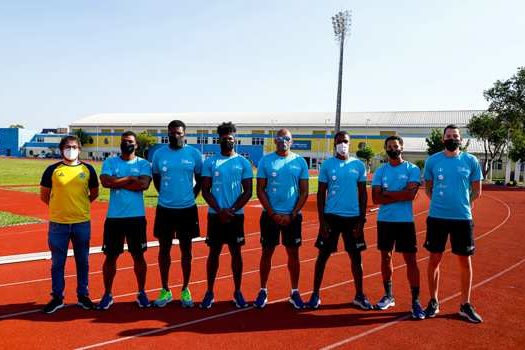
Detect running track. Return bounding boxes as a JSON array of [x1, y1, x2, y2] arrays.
[[0, 187, 524, 349]]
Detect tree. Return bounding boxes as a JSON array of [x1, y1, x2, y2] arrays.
[[425, 129, 444, 155], [73, 128, 93, 146], [356, 143, 375, 170], [425, 128, 470, 156], [9, 124, 24, 128], [136, 131, 157, 158], [484, 66, 525, 160], [467, 112, 507, 176]]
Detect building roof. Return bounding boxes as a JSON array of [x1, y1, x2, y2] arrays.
[[70, 110, 484, 129]]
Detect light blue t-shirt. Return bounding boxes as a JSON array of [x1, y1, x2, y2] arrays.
[[319, 156, 367, 217], [202, 153, 253, 214], [424, 151, 483, 220], [257, 152, 309, 214], [151, 145, 203, 209], [101, 156, 152, 218], [372, 161, 421, 222]]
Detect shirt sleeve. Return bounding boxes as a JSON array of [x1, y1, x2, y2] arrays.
[[140, 158, 152, 177], [85, 163, 99, 189], [202, 158, 212, 178], [242, 157, 254, 180], [358, 161, 367, 182], [299, 157, 309, 180], [257, 157, 267, 179], [423, 157, 433, 181], [371, 165, 383, 186], [318, 160, 328, 183], [40, 163, 57, 188], [469, 155, 483, 182], [194, 148, 203, 175], [409, 163, 421, 184], [100, 158, 113, 176]]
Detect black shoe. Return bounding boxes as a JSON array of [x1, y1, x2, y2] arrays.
[[425, 298, 440, 318], [459, 303, 483, 323], [77, 295, 95, 310], [43, 297, 64, 314]]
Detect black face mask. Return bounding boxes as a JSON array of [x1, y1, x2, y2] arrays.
[[169, 135, 184, 149], [120, 142, 135, 155], [386, 149, 401, 159], [220, 139, 235, 153], [444, 139, 461, 151]]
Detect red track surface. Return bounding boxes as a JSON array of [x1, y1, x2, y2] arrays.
[[0, 187, 524, 349]]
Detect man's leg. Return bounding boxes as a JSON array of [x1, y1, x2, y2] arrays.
[[380, 250, 394, 297], [259, 246, 275, 288], [102, 255, 118, 295], [179, 239, 193, 291], [312, 250, 331, 294], [229, 244, 243, 292], [403, 252, 421, 300], [427, 252, 443, 301], [349, 250, 364, 296], [131, 253, 147, 292], [48, 223, 70, 299], [285, 246, 300, 290], [206, 244, 223, 292], [158, 237, 173, 290]]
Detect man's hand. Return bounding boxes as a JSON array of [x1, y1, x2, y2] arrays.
[[218, 208, 235, 224]]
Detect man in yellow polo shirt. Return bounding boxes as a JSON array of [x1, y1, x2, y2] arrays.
[[40, 135, 99, 314]]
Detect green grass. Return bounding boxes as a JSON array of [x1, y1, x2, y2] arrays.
[[0, 157, 320, 208], [0, 211, 42, 227]]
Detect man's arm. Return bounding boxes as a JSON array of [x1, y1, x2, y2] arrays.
[[357, 181, 368, 219], [193, 173, 202, 198], [100, 175, 151, 191], [256, 178, 274, 216], [372, 182, 419, 205], [201, 176, 221, 213], [291, 179, 309, 218], [317, 181, 328, 236], [230, 177, 253, 212], [89, 186, 99, 202], [152, 173, 161, 193], [425, 179, 433, 200], [470, 180, 482, 204], [40, 186, 51, 205]]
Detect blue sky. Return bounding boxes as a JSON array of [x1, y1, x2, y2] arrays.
[[1, 0, 523, 130]]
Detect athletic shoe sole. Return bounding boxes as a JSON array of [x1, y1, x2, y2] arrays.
[[375, 301, 395, 310], [200, 299, 214, 309], [425, 308, 440, 318], [152, 298, 172, 308], [234, 300, 249, 309], [253, 298, 268, 309], [181, 301, 194, 308], [137, 300, 151, 308], [459, 310, 482, 323], [352, 300, 373, 310], [44, 303, 64, 314], [98, 299, 114, 310], [77, 302, 93, 310]]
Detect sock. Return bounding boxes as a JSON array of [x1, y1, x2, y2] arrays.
[[384, 280, 393, 297]]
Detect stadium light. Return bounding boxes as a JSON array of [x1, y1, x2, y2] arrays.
[[332, 10, 351, 133]]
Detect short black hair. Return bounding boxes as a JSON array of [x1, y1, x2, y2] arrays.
[[384, 135, 404, 147], [334, 130, 349, 140], [217, 122, 236, 136], [59, 135, 81, 151], [121, 130, 137, 140], [443, 124, 459, 135], [168, 120, 186, 130]]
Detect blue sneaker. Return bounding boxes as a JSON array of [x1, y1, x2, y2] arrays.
[[200, 291, 214, 309], [289, 291, 304, 310], [97, 293, 114, 310], [306, 292, 321, 309], [411, 301, 426, 320], [253, 289, 268, 309], [136, 291, 150, 308], [352, 294, 373, 310], [233, 290, 248, 309], [375, 295, 396, 310]]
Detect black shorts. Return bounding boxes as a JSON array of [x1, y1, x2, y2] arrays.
[[315, 214, 366, 253], [206, 214, 245, 247], [260, 211, 302, 248], [377, 221, 417, 253], [424, 217, 475, 256], [153, 205, 200, 243], [102, 216, 147, 256]]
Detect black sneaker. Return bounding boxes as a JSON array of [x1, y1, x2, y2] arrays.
[[459, 303, 483, 323], [425, 298, 440, 318], [43, 297, 64, 314], [77, 295, 95, 310]]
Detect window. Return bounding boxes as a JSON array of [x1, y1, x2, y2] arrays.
[[36, 136, 44, 142], [161, 136, 169, 144], [203, 152, 215, 159], [197, 130, 209, 144], [251, 137, 264, 145], [239, 152, 250, 160], [212, 136, 220, 144]]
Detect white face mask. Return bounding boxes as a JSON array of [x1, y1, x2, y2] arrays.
[[63, 148, 79, 161], [336, 143, 349, 156]]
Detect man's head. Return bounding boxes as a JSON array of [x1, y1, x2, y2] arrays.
[[59, 135, 81, 162], [168, 120, 186, 149], [334, 131, 350, 156], [384, 135, 404, 160], [217, 122, 236, 154], [274, 128, 293, 153], [120, 131, 137, 155], [442, 124, 461, 152]]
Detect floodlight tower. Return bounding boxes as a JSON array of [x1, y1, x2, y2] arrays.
[[332, 10, 351, 133]]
